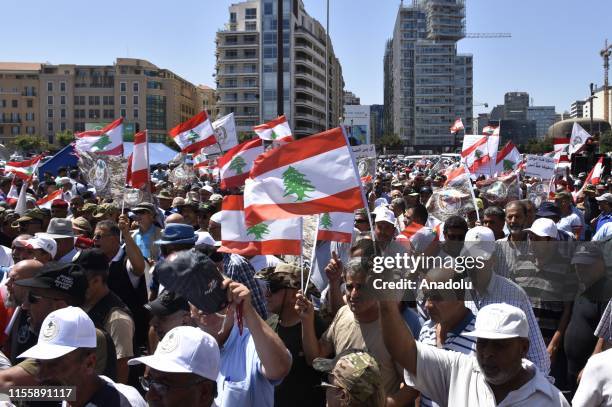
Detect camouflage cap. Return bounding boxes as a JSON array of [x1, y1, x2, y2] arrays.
[[255, 263, 319, 297], [81, 203, 98, 213], [156, 189, 173, 200], [314, 349, 383, 405], [12, 208, 45, 227], [93, 203, 116, 219]]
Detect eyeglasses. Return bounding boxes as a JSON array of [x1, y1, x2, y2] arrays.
[[92, 233, 111, 241], [27, 292, 62, 304], [139, 376, 207, 394]]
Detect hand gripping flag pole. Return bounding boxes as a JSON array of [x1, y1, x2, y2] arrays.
[[303, 214, 320, 297], [464, 163, 481, 223]]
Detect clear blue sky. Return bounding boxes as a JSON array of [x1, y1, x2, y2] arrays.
[[2, 0, 611, 115]]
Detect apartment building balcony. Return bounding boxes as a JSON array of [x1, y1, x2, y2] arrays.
[[0, 116, 21, 124]]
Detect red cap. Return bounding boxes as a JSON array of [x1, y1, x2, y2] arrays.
[[51, 199, 68, 208]]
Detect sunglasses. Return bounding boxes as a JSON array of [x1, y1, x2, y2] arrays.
[[139, 376, 207, 394], [28, 292, 62, 304]]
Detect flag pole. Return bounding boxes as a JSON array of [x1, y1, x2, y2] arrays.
[[303, 214, 320, 297], [463, 163, 481, 223]]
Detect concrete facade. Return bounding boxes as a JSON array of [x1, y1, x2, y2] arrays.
[[527, 106, 556, 139]]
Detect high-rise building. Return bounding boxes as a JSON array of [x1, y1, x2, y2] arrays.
[[527, 106, 556, 139], [385, 0, 473, 151], [583, 86, 612, 126], [503, 92, 529, 120], [370, 104, 384, 143], [383, 39, 394, 137], [570, 100, 585, 118], [216, 0, 345, 140], [0, 59, 204, 145], [344, 91, 360, 105]]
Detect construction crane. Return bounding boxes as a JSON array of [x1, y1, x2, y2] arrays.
[[600, 39, 612, 123], [465, 33, 511, 39]]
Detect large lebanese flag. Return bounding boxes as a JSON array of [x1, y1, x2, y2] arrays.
[[126, 131, 149, 189], [217, 138, 264, 190], [495, 141, 522, 174], [218, 195, 301, 256], [5, 155, 43, 181], [317, 212, 355, 243], [36, 190, 63, 210], [586, 156, 605, 185], [253, 115, 294, 142], [461, 135, 496, 175], [75, 118, 124, 155], [553, 137, 570, 164], [244, 127, 363, 225], [169, 111, 217, 153], [450, 118, 464, 134]]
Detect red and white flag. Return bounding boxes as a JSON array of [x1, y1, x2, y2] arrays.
[[586, 156, 605, 185], [450, 118, 464, 134], [461, 135, 499, 175], [495, 141, 522, 174], [36, 190, 63, 210], [5, 155, 43, 181], [253, 115, 294, 142], [244, 127, 363, 225], [126, 131, 149, 190], [75, 118, 124, 155], [397, 221, 437, 253], [445, 165, 469, 186], [317, 212, 355, 243], [218, 195, 301, 256], [553, 137, 570, 164], [482, 125, 500, 136], [169, 111, 217, 153], [217, 138, 264, 190]]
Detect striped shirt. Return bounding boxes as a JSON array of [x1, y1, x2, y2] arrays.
[[406, 310, 477, 407], [465, 273, 551, 377], [595, 299, 612, 342]]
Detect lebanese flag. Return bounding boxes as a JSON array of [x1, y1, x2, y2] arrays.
[[218, 195, 301, 256], [445, 165, 469, 186], [75, 118, 124, 155], [317, 212, 355, 243], [461, 135, 491, 174], [586, 156, 605, 185], [495, 141, 522, 174], [217, 138, 264, 190], [36, 190, 63, 210], [5, 155, 43, 181], [398, 221, 437, 252], [244, 127, 364, 225], [253, 115, 294, 142], [169, 111, 217, 153], [126, 131, 149, 190], [569, 122, 591, 156], [450, 118, 464, 134], [482, 125, 499, 136], [553, 137, 570, 163]]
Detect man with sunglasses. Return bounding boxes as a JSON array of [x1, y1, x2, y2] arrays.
[[256, 263, 326, 407], [19, 306, 145, 406], [129, 326, 219, 407]]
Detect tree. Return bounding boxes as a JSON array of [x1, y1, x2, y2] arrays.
[[11, 135, 49, 154], [163, 136, 181, 152], [599, 130, 612, 153], [377, 133, 403, 149], [247, 223, 269, 239], [282, 166, 315, 202], [56, 131, 74, 147], [229, 156, 247, 174], [320, 213, 332, 229], [523, 136, 553, 154]]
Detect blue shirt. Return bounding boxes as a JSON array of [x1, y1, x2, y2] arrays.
[[215, 325, 284, 407], [596, 213, 612, 233], [133, 227, 155, 260]]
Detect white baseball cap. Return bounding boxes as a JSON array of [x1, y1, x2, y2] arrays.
[[524, 218, 557, 239], [595, 193, 612, 203], [460, 226, 496, 260], [18, 306, 96, 360], [128, 326, 220, 381], [374, 198, 388, 208], [18, 236, 57, 258], [374, 208, 396, 225], [202, 185, 214, 194], [464, 303, 529, 339]]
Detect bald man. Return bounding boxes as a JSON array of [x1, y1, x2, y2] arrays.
[[3, 260, 44, 364], [164, 213, 185, 224]]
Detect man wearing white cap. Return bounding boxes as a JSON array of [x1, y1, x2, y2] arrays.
[[129, 326, 219, 407], [381, 302, 569, 406], [462, 226, 551, 377], [18, 306, 145, 406], [14, 236, 56, 263]]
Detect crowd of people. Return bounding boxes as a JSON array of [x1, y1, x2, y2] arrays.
[[0, 155, 609, 407]]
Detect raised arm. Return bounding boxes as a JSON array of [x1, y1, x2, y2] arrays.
[[379, 300, 418, 376], [295, 291, 333, 365]]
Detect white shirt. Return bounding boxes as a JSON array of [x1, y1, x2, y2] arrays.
[[249, 255, 282, 273], [572, 349, 612, 407], [0, 246, 13, 268], [406, 342, 569, 407]]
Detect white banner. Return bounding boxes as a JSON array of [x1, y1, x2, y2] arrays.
[[525, 155, 556, 180]]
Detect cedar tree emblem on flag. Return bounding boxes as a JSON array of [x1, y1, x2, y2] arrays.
[[503, 159, 514, 172], [246, 223, 270, 239], [229, 156, 247, 175], [91, 135, 112, 152], [320, 213, 333, 229], [282, 166, 315, 201]]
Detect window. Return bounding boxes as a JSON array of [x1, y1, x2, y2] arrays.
[[60, 95, 66, 105], [26, 100, 33, 108], [103, 109, 114, 119], [147, 81, 162, 90], [229, 12, 236, 23], [74, 123, 85, 132], [245, 8, 257, 19], [48, 122, 53, 132], [88, 110, 99, 119], [26, 126, 35, 135], [11, 126, 20, 135], [120, 95, 127, 105], [103, 96, 114, 105], [133, 95, 139, 105], [120, 108, 126, 118], [264, 2, 273, 15], [88, 96, 100, 105], [264, 46, 276, 58], [244, 49, 256, 58], [47, 82, 53, 92], [0, 127, 3, 135], [120, 82, 127, 92], [0, 100, 5, 108], [47, 95, 53, 105], [60, 122, 66, 131], [11, 100, 17, 108], [146, 95, 166, 130], [245, 22, 257, 31], [133, 108, 139, 119], [74, 96, 85, 105], [48, 134, 54, 144], [61, 109, 66, 118], [60, 82, 66, 92], [225, 50, 238, 59], [26, 112, 35, 121], [47, 109, 53, 118], [133, 82, 139, 92]]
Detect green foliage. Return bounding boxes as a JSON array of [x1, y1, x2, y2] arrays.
[[56, 131, 74, 147], [11, 135, 49, 154], [163, 136, 181, 152], [247, 223, 269, 239], [377, 133, 403, 149], [523, 136, 554, 154], [282, 166, 315, 202], [599, 130, 612, 153]]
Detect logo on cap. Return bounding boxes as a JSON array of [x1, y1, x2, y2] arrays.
[[54, 275, 74, 291], [42, 320, 59, 342], [159, 330, 180, 353]]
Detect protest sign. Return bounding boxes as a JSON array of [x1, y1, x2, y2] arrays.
[[351, 144, 377, 182], [525, 155, 555, 180]]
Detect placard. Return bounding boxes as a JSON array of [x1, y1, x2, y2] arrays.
[[525, 155, 555, 180]]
